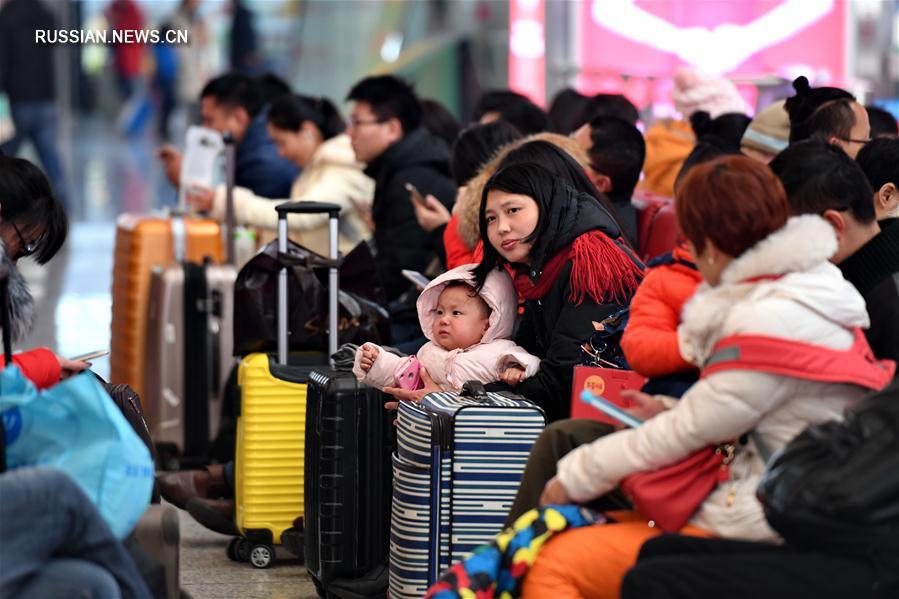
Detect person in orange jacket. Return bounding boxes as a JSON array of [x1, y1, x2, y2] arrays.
[[620, 242, 702, 395]]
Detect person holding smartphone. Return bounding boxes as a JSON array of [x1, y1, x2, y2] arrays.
[[345, 75, 456, 302], [0, 154, 89, 388]]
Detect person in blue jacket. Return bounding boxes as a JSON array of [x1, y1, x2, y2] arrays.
[[157, 73, 299, 199]]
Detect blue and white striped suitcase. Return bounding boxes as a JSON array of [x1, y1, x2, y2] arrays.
[[389, 383, 546, 598]]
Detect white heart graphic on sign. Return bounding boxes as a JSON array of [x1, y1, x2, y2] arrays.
[[591, 0, 835, 75]]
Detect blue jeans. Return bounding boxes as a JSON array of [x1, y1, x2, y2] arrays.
[[0, 468, 151, 599], [0, 101, 67, 207]]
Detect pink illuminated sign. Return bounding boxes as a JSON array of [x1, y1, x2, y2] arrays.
[[508, 0, 546, 106], [576, 0, 847, 111]]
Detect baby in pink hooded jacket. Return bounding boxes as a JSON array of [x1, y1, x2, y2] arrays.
[[353, 265, 540, 391]]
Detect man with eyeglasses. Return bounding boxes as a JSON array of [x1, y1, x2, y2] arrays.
[[785, 76, 871, 159], [344, 75, 455, 304], [771, 140, 899, 364]]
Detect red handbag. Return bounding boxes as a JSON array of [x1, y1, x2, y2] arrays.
[[620, 443, 735, 532]]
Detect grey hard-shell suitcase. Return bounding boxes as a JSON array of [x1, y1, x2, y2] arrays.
[[143, 132, 239, 468]]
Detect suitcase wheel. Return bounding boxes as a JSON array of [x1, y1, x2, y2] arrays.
[[226, 537, 250, 562], [249, 543, 275, 569]]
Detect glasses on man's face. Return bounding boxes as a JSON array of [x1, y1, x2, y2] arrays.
[[347, 116, 386, 129], [11, 222, 37, 261], [841, 136, 871, 146]]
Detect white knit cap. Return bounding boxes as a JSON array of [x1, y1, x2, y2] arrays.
[[672, 67, 751, 119]]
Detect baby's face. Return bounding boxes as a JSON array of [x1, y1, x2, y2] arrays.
[[431, 285, 491, 351]]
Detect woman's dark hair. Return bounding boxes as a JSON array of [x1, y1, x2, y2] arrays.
[[491, 140, 622, 228], [421, 99, 461, 148], [450, 121, 522, 186], [689, 111, 751, 146], [0, 155, 68, 263], [472, 141, 624, 286], [267, 93, 345, 140]]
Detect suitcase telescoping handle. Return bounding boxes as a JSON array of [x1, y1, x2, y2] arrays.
[[274, 201, 341, 365], [223, 131, 236, 265]]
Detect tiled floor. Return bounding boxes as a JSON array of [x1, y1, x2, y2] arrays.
[[177, 508, 317, 599]]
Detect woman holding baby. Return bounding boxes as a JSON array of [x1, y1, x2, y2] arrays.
[[366, 140, 643, 421]]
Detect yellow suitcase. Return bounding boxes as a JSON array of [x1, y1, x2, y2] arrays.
[[229, 201, 342, 569]]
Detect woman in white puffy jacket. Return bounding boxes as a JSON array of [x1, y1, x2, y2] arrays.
[[520, 156, 895, 599], [196, 94, 373, 256]]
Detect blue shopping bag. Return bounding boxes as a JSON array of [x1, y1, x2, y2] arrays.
[[0, 366, 154, 538]]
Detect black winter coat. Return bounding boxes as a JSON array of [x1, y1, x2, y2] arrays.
[[487, 188, 643, 422], [839, 218, 899, 364], [365, 129, 456, 301]]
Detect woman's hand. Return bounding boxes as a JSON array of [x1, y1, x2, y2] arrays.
[[383, 367, 438, 410], [539, 476, 573, 506], [359, 344, 379, 373], [411, 193, 451, 232], [57, 355, 91, 380], [621, 389, 669, 421]]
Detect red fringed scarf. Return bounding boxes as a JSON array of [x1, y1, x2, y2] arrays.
[[512, 231, 644, 305]]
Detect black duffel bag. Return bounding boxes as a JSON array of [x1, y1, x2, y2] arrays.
[[757, 379, 899, 557], [233, 239, 390, 356]]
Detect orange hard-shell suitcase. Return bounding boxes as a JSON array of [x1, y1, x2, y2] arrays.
[[109, 214, 223, 399]]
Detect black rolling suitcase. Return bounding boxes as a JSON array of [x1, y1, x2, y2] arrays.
[[305, 371, 394, 598]]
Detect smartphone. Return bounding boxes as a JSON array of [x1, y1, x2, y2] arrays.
[[579, 389, 644, 428], [394, 355, 423, 391], [402, 269, 431, 290], [404, 182, 428, 206], [69, 349, 109, 362]]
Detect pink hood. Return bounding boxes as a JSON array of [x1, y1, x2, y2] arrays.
[[416, 265, 518, 346]]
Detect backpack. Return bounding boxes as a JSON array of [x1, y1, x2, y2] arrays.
[[757, 379, 899, 557]]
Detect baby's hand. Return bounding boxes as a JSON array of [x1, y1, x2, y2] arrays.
[[359, 344, 379, 373], [500, 366, 526, 386]]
